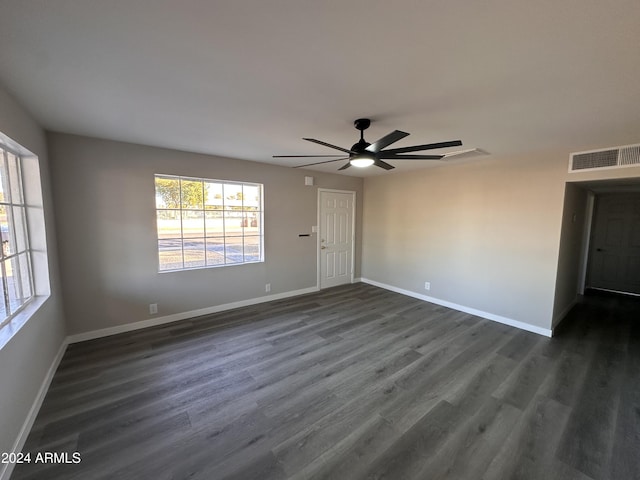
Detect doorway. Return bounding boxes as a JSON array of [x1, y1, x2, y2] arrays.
[[318, 189, 355, 289], [586, 192, 640, 295]]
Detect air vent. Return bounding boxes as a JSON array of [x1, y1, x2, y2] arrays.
[[570, 144, 640, 172], [441, 148, 489, 159]]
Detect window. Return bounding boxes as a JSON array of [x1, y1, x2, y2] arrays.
[[0, 143, 34, 327], [155, 175, 264, 271]]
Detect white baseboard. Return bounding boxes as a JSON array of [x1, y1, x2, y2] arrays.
[[0, 338, 69, 480], [67, 286, 320, 344], [360, 278, 553, 338]]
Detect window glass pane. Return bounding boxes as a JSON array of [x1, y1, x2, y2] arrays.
[[155, 176, 181, 208], [158, 239, 183, 271], [205, 238, 225, 266], [12, 206, 27, 252], [205, 211, 224, 236], [7, 256, 22, 313], [0, 262, 6, 319], [183, 238, 205, 268], [204, 182, 223, 210], [7, 153, 23, 203], [224, 237, 243, 263], [0, 152, 8, 204], [244, 236, 262, 262], [157, 210, 181, 239], [182, 210, 204, 238], [224, 212, 243, 236], [243, 184, 261, 211], [181, 179, 203, 209], [19, 253, 32, 299], [0, 205, 14, 257], [243, 213, 261, 235], [223, 183, 243, 210]]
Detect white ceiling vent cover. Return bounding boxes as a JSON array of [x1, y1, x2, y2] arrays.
[[570, 144, 640, 172]]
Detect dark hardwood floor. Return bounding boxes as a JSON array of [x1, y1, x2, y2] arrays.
[[11, 284, 640, 480]]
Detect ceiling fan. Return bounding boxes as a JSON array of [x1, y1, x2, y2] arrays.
[[273, 118, 462, 170]]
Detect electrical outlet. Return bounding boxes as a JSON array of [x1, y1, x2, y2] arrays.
[[265, 283, 271, 293], [424, 282, 431, 291], [149, 303, 158, 315]]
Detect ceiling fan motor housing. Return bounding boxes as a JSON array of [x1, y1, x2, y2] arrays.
[[351, 139, 371, 155]]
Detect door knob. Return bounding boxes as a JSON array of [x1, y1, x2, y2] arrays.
[[321, 246, 327, 249]]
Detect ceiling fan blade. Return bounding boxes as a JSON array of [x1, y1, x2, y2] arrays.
[[382, 140, 463, 155], [303, 138, 354, 154], [338, 162, 351, 170], [380, 154, 444, 160], [365, 130, 409, 153], [273, 154, 349, 158], [293, 158, 349, 168], [374, 159, 395, 170]]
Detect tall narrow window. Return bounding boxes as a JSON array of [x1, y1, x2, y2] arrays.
[[155, 175, 264, 272], [0, 143, 34, 326]]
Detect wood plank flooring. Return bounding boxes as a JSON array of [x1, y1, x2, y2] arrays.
[[11, 284, 640, 480]]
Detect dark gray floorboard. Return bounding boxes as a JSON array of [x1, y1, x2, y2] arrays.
[[10, 284, 640, 480]]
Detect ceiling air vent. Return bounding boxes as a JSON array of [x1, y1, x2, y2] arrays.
[[570, 144, 640, 172]]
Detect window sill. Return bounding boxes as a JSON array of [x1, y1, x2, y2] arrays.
[[0, 295, 50, 350], [158, 259, 264, 274]]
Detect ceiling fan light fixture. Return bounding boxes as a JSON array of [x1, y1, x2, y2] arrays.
[[350, 156, 375, 168]]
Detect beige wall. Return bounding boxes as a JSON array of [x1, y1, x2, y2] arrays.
[[363, 149, 640, 333], [552, 183, 590, 326], [0, 86, 67, 460], [47, 133, 363, 335], [362, 152, 569, 331]]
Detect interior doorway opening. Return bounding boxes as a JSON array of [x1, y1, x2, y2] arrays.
[[554, 179, 640, 330]]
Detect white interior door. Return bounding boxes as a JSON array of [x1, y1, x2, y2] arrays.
[[319, 190, 355, 289]]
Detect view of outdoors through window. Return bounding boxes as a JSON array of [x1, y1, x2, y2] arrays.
[[0, 144, 33, 326], [155, 175, 264, 271]]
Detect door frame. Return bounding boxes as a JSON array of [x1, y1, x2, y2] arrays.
[[584, 191, 640, 295], [578, 191, 596, 295], [317, 188, 356, 289]]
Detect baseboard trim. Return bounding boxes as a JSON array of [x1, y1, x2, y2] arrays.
[[360, 278, 553, 338], [67, 286, 320, 344], [0, 338, 68, 480]]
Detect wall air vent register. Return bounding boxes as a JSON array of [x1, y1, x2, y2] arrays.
[[569, 143, 640, 172]]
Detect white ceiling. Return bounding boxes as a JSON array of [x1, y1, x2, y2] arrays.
[[1, 0, 639, 177]]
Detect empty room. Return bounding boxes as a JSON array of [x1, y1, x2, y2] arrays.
[[1, 1, 640, 479]]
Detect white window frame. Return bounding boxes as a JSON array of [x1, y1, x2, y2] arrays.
[[0, 142, 35, 329], [155, 174, 264, 272], [0, 129, 51, 351]]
